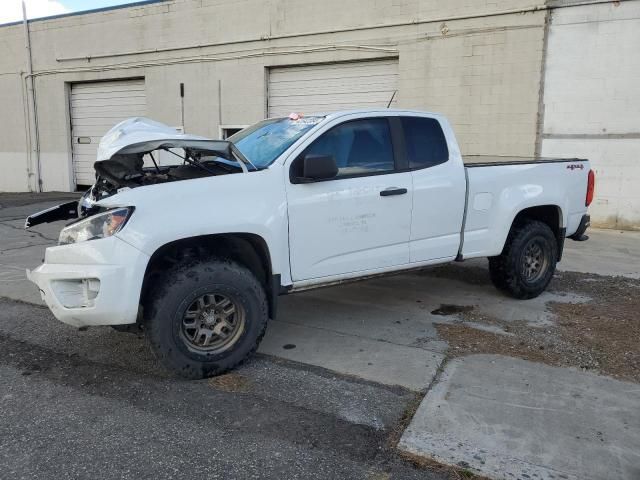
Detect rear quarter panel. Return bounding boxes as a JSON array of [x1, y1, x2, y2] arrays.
[[462, 161, 590, 258]]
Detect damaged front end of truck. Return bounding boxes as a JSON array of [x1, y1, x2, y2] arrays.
[[25, 117, 253, 229]]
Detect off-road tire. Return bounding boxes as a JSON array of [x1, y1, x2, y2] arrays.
[[488, 220, 558, 300], [145, 258, 268, 379]]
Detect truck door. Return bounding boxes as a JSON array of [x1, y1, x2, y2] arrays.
[[286, 117, 412, 281], [401, 116, 466, 262]]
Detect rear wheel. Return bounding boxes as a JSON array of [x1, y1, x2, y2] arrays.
[[488, 220, 558, 299], [145, 259, 268, 379]]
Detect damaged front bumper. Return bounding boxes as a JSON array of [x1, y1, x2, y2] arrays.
[[26, 236, 149, 328]]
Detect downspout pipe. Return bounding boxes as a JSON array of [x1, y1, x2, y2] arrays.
[[22, 1, 42, 192]]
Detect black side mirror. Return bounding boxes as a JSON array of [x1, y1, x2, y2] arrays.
[[293, 154, 338, 183]]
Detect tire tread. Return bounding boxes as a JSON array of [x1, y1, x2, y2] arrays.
[[488, 220, 557, 299], [145, 257, 268, 379]]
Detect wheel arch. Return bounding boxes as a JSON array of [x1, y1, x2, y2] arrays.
[[140, 233, 279, 320], [506, 204, 565, 260]]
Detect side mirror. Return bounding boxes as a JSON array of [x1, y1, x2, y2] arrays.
[[294, 154, 338, 183]]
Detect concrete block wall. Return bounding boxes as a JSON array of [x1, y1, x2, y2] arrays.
[[541, 1, 640, 229], [0, 25, 32, 192], [400, 14, 546, 156], [0, 0, 549, 194]]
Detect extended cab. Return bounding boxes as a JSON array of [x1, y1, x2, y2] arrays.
[[26, 111, 594, 378]]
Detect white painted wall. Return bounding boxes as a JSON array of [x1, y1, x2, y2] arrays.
[[541, 1, 640, 229]]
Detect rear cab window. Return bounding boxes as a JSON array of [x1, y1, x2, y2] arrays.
[[401, 116, 449, 170]]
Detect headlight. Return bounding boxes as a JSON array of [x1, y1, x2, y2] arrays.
[[58, 207, 134, 245]]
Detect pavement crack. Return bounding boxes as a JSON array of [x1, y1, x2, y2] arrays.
[[0, 220, 57, 242], [1, 242, 51, 253]]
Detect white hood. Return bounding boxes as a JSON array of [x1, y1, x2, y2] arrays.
[[97, 117, 232, 161]]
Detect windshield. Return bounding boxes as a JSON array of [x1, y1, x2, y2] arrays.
[[228, 116, 324, 168]]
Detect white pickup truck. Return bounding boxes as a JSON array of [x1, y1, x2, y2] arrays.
[[26, 110, 594, 378]]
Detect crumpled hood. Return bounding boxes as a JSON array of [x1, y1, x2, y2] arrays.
[[97, 117, 234, 161]]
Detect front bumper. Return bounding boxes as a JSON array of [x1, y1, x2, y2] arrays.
[[26, 236, 150, 328]]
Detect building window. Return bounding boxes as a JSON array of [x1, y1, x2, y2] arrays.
[[219, 125, 248, 140]]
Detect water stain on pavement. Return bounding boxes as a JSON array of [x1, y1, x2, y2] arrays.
[[431, 304, 475, 316]]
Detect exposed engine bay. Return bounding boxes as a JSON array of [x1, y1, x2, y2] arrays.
[[90, 151, 239, 202], [25, 117, 252, 228]]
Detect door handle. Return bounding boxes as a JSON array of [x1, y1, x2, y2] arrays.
[[380, 187, 408, 197]]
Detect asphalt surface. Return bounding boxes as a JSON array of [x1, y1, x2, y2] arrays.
[[0, 297, 445, 480], [0, 192, 439, 479]]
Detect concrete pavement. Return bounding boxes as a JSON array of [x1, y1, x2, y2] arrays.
[[559, 228, 640, 278], [264, 271, 589, 390], [399, 355, 640, 480]]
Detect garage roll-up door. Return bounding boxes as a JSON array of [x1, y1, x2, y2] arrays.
[[268, 59, 399, 117], [70, 79, 146, 186]]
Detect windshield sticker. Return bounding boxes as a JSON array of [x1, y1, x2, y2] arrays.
[[287, 113, 323, 125]]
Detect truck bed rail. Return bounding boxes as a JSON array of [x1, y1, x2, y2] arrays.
[[463, 156, 588, 167]]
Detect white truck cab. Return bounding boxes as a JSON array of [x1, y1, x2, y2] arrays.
[[26, 111, 594, 378]]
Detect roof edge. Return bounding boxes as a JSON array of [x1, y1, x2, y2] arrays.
[[0, 0, 169, 28]]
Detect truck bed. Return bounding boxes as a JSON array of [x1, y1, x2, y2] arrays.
[[463, 155, 587, 167], [461, 156, 591, 260]]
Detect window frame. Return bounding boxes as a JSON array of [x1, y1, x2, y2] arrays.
[[398, 115, 450, 171], [289, 116, 407, 184], [219, 124, 248, 140]]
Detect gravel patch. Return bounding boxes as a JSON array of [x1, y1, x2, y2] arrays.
[[430, 265, 640, 382]]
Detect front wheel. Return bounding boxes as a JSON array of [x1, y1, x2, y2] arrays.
[[488, 220, 558, 299], [145, 259, 268, 379]]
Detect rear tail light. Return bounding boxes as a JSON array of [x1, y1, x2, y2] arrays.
[[586, 169, 595, 207]]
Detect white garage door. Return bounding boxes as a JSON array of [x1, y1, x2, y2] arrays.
[[268, 59, 399, 117], [70, 79, 146, 185]]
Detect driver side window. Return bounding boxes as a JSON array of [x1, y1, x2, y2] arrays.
[[299, 118, 395, 179]]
